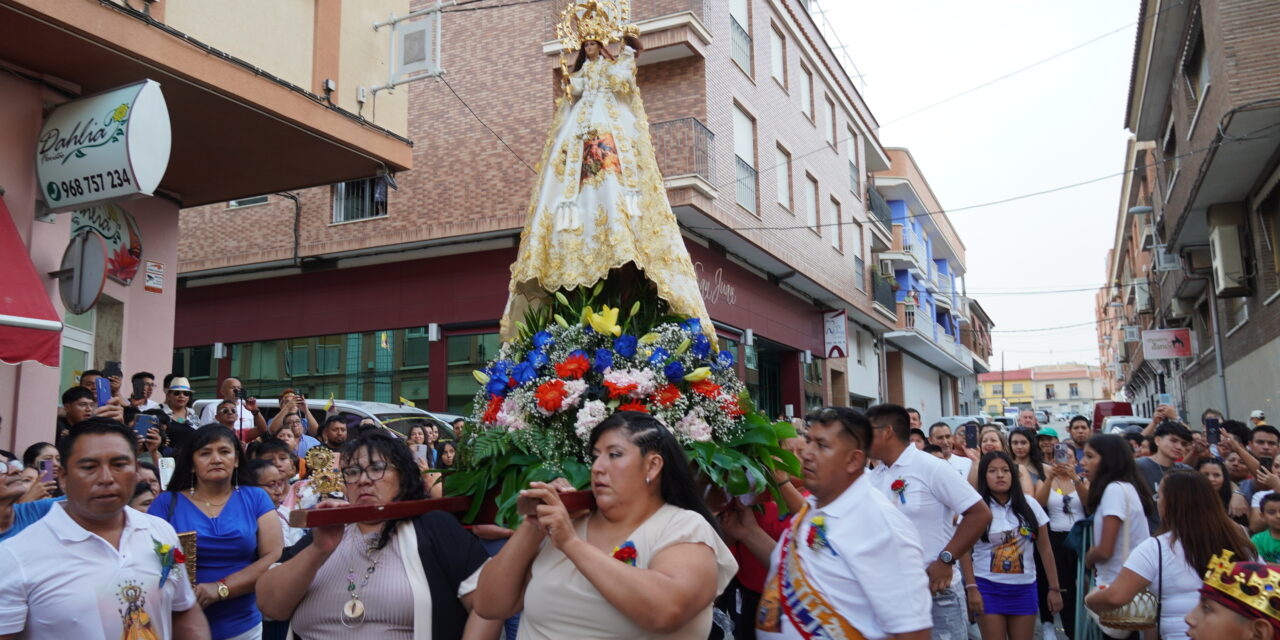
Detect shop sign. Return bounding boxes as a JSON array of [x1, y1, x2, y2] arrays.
[[823, 310, 848, 358], [693, 262, 737, 306], [144, 261, 164, 294], [35, 79, 171, 212], [1142, 328, 1194, 359], [72, 204, 143, 285]]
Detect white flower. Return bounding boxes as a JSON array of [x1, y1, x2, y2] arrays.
[[497, 397, 528, 431], [575, 400, 609, 440], [675, 409, 713, 442]]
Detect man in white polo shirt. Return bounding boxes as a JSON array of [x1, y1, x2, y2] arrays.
[[198, 377, 265, 442], [928, 421, 973, 478], [756, 406, 932, 640], [0, 418, 209, 640], [867, 404, 993, 640]]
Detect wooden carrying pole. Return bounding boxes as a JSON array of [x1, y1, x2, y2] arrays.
[[288, 491, 597, 529]]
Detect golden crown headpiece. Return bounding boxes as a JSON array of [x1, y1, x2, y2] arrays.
[[556, 0, 632, 49], [1202, 550, 1280, 622]]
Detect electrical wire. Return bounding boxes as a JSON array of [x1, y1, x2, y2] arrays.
[[439, 76, 539, 175], [443, 0, 550, 12]]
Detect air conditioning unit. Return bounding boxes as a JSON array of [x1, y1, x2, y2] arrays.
[[879, 259, 893, 275], [1209, 224, 1249, 297], [1153, 245, 1182, 272], [1167, 297, 1191, 320], [1123, 326, 1141, 342]]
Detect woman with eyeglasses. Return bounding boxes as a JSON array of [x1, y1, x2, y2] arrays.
[[257, 428, 504, 639], [0, 449, 62, 543], [150, 424, 283, 640], [1033, 455, 1089, 637]]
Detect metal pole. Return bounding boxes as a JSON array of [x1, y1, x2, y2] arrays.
[[1207, 287, 1231, 418]]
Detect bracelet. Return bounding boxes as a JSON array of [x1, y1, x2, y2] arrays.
[[1234, 490, 1245, 496], [964, 584, 979, 590]]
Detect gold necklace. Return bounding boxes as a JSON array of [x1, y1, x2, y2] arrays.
[[189, 487, 233, 508]]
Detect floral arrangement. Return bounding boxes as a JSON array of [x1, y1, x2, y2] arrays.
[[446, 276, 800, 528], [890, 478, 907, 504], [612, 541, 638, 566], [806, 515, 836, 555], [153, 537, 186, 588]]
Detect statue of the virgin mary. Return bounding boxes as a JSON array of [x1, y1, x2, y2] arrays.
[[500, 0, 714, 343]]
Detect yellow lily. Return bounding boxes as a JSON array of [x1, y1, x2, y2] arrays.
[[554, 314, 569, 328], [555, 290, 571, 306], [638, 332, 661, 345], [674, 338, 691, 355], [683, 367, 712, 381], [473, 370, 491, 384], [587, 305, 622, 337]]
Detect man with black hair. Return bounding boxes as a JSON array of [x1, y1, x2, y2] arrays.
[[0, 419, 210, 639], [1251, 425, 1280, 460], [58, 385, 125, 443], [130, 371, 161, 411], [317, 415, 348, 451], [865, 403, 991, 639], [1136, 420, 1194, 530], [753, 406, 932, 639], [927, 421, 973, 477], [78, 369, 103, 390]]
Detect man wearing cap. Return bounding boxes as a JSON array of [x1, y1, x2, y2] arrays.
[[1186, 551, 1280, 639], [1255, 410, 1271, 429]]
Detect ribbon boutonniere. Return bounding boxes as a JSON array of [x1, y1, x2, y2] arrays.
[[612, 541, 637, 566], [805, 516, 838, 556], [1018, 525, 1033, 540], [153, 537, 186, 588], [891, 477, 908, 504]]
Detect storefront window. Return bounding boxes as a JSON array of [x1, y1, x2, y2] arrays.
[[446, 332, 500, 414], [404, 327, 430, 368]]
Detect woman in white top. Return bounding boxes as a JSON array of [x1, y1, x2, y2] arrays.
[[966, 451, 1062, 640], [1086, 471, 1255, 640], [1081, 434, 1155, 591], [1034, 458, 1089, 638]]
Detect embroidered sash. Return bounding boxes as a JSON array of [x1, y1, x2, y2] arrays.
[[756, 504, 866, 639]]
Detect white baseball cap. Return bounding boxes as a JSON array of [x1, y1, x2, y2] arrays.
[[1252, 410, 1266, 419]]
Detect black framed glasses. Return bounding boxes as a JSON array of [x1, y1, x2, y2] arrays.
[[341, 461, 389, 483]]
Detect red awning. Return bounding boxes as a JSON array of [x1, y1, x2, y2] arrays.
[[0, 196, 61, 367]]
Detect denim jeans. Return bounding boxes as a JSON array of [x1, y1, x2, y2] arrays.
[[931, 587, 969, 640]]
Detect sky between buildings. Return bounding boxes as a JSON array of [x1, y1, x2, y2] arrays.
[[826, 0, 1139, 369]]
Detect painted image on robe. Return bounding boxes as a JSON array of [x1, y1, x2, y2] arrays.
[[580, 130, 621, 186], [116, 581, 160, 640], [990, 530, 1024, 574]]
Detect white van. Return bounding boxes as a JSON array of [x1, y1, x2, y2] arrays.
[[191, 398, 454, 441]]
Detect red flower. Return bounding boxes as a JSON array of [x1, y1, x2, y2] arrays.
[[691, 379, 722, 398], [618, 400, 649, 413], [719, 397, 745, 418], [172, 548, 186, 564], [652, 384, 682, 407], [805, 527, 816, 548], [535, 380, 569, 413], [612, 541, 638, 566], [554, 352, 591, 380], [604, 380, 638, 398], [890, 479, 906, 492], [481, 395, 503, 424]]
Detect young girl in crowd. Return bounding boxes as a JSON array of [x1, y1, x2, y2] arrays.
[[1086, 471, 1254, 640], [1034, 450, 1088, 637], [1009, 428, 1049, 489], [967, 451, 1062, 640]]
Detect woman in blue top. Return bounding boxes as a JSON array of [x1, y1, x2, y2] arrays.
[[150, 425, 283, 640]]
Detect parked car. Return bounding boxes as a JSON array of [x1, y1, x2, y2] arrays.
[[1102, 415, 1151, 436], [992, 416, 1015, 429], [1036, 410, 1051, 424], [192, 398, 454, 442], [935, 415, 990, 432], [1093, 401, 1134, 432]]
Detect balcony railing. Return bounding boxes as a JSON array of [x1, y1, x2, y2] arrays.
[[735, 156, 757, 214], [730, 16, 752, 73], [869, 188, 892, 229], [873, 273, 896, 310], [652, 118, 717, 187], [546, 0, 706, 39], [901, 228, 927, 269]]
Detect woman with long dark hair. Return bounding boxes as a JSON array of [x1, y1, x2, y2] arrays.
[[474, 411, 737, 638], [257, 428, 503, 638], [966, 452, 1061, 640], [1086, 471, 1255, 640], [1081, 434, 1155, 592], [1197, 457, 1249, 527], [149, 425, 282, 640], [1033, 453, 1088, 638]]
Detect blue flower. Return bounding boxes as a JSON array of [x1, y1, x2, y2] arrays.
[[526, 350, 549, 368], [614, 334, 638, 358], [683, 318, 703, 335], [663, 360, 686, 382], [594, 348, 614, 372], [715, 350, 736, 369], [485, 375, 510, 397], [488, 360, 513, 378], [511, 361, 537, 386], [648, 347, 670, 365], [532, 331, 555, 350], [691, 335, 712, 359]]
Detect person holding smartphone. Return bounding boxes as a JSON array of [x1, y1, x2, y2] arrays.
[[199, 378, 265, 442], [1034, 449, 1089, 638], [129, 371, 161, 411]]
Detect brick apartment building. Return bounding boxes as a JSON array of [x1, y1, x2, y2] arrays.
[[1097, 0, 1280, 420], [173, 0, 923, 418], [0, 0, 409, 450]]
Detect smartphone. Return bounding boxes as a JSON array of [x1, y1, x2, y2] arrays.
[[413, 444, 430, 466], [131, 376, 147, 400], [1054, 443, 1071, 465], [1206, 417, 1221, 445], [158, 457, 175, 489], [134, 414, 158, 442], [39, 460, 55, 484], [964, 423, 978, 449], [94, 376, 112, 407], [102, 360, 123, 379]]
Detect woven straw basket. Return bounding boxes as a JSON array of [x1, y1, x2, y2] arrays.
[[1097, 589, 1159, 630]]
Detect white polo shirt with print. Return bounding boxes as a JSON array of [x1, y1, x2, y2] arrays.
[[0, 502, 197, 639], [757, 473, 933, 640]]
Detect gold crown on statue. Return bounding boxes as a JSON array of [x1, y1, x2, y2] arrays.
[[1203, 550, 1280, 622], [556, 0, 632, 48]]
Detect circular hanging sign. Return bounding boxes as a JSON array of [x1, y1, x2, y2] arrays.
[[56, 230, 107, 316], [72, 203, 143, 285]]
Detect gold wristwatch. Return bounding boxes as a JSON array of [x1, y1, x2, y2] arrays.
[[217, 581, 230, 600]]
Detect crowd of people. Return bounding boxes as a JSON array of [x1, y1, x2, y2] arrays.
[[2, 367, 1280, 640]]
